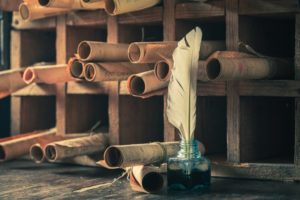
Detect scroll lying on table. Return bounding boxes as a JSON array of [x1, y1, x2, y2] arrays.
[[129, 164, 167, 194], [103, 141, 205, 168], [45, 133, 109, 162]]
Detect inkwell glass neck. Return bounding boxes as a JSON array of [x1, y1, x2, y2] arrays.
[[177, 139, 201, 159]]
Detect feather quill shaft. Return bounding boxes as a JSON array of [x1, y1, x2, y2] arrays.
[[167, 27, 202, 144]]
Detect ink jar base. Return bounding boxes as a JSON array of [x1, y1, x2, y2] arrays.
[[167, 140, 211, 190]]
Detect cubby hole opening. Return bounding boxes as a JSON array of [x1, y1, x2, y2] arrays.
[[0, 97, 11, 138], [65, 95, 109, 134], [118, 96, 164, 144], [18, 30, 56, 66], [118, 24, 163, 43], [175, 20, 226, 42], [240, 97, 295, 164], [239, 16, 295, 80], [20, 96, 56, 133], [195, 96, 227, 162]]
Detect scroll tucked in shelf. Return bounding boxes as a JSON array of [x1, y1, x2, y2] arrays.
[[0, 128, 56, 162], [0, 68, 27, 99]]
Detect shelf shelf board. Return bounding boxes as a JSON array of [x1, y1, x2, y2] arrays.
[[67, 82, 110, 95], [118, 7, 163, 25], [12, 84, 56, 97], [238, 80, 300, 97], [212, 161, 298, 181], [12, 12, 56, 30], [66, 10, 107, 27], [239, 0, 298, 16], [176, 1, 225, 20]]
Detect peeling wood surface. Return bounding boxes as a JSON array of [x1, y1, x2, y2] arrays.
[[0, 160, 300, 199]]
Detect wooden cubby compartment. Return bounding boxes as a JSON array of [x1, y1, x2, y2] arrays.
[[238, 14, 296, 164], [11, 28, 56, 135]]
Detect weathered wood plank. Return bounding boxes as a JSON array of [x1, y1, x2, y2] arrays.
[[0, 0, 22, 11], [239, 0, 298, 16], [56, 15, 68, 136], [67, 82, 110, 94], [13, 84, 56, 96], [212, 162, 300, 181], [295, 15, 300, 166], [163, 0, 177, 142], [107, 16, 121, 145], [176, 0, 225, 20], [12, 12, 56, 30], [226, 0, 240, 163], [118, 7, 162, 25], [66, 10, 107, 27], [238, 80, 300, 97]]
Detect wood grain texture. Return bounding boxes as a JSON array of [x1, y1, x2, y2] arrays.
[[238, 81, 300, 97], [67, 82, 110, 94], [176, 0, 225, 20], [66, 95, 108, 133], [66, 10, 107, 27], [20, 97, 56, 133], [13, 84, 56, 96], [0, 0, 22, 11], [56, 15, 68, 136], [118, 7, 162, 25], [163, 0, 176, 142], [240, 97, 294, 163], [226, 0, 240, 163], [295, 15, 300, 166], [212, 162, 300, 181], [119, 96, 164, 144], [107, 16, 121, 145], [239, 0, 298, 15]]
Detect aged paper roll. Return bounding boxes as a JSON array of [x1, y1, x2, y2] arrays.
[[45, 134, 109, 162], [0, 128, 56, 162]]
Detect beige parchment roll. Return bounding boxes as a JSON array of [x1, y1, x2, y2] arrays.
[[19, 0, 69, 21], [84, 62, 151, 82], [0, 68, 27, 99], [127, 70, 168, 97], [104, 0, 161, 15], [80, 0, 105, 9], [104, 141, 205, 168], [128, 41, 226, 64], [67, 57, 86, 79], [30, 135, 66, 163], [206, 57, 293, 81], [77, 41, 129, 62], [0, 128, 56, 162], [45, 133, 109, 162], [130, 165, 166, 193], [23, 64, 76, 84]]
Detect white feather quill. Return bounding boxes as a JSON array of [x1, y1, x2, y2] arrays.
[[167, 27, 202, 143]]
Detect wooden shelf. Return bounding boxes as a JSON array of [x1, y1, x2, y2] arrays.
[[12, 84, 56, 97], [12, 12, 56, 30], [67, 82, 110, 95], [239, 0, 298, 16], [176, 1, 225, 20], [66, 10, 107, 27], [118, 7, 163, 25]]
